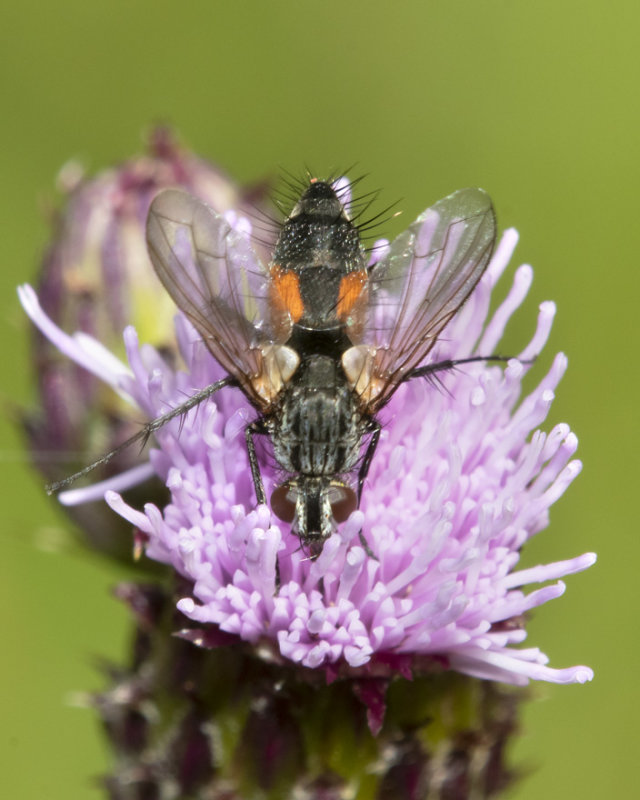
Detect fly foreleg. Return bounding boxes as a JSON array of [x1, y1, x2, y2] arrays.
[[245, 420, 268, 506], [245, 419, 280, 588], [354, 418, 381, 559], [357, 419, 381, 506]]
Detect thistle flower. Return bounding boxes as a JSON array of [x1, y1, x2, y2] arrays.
[[20, 180, 594, 797], [20, 210, 594, 684], [23, 129, 266, 559]]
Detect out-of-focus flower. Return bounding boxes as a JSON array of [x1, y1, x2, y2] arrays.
[[20, 218, 594, 685], [23, 129, 268, 559]]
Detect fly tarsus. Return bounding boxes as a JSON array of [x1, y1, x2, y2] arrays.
[[46, 376, 236, 495]]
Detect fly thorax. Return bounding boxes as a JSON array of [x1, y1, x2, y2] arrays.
[[269, 355, 363, 477]]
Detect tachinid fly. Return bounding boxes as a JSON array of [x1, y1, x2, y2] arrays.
[[49, 177, 507, 557]]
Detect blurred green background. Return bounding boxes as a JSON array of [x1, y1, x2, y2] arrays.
[[1, 1, 635, 797]]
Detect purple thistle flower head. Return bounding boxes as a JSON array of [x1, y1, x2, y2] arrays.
[[19, 182, 594, 687]]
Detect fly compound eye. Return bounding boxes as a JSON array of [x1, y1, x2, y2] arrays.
[[270, 484, 297, 523], [327, 484, 357, 523]]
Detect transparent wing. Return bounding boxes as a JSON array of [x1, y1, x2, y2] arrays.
[[146, 189, 289, 408], [358, 187, 496, 410]]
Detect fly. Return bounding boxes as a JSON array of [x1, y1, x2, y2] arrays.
[[48, 177, 509, 557]]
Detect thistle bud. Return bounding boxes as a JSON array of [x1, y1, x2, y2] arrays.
[[24, 128, 265, 560]]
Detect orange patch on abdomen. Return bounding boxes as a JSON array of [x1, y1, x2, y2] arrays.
[[270, 266, 304, 322], [337, 269, 368, 321]]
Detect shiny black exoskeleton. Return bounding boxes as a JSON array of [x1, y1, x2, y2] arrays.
[[249, 181, 375, 551]]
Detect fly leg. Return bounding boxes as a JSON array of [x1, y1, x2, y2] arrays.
[[357, 419, 381, 506], [354, 418, 381, 558], [245, 420, 268, 506], [405, 354, 523, 384], [47, 375, 237, 494], [245, 420, 281, 589]]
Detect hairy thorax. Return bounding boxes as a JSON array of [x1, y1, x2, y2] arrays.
[[268, 354, 364, 478]]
